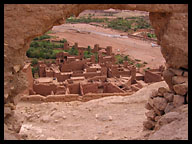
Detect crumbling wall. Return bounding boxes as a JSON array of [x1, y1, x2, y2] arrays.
[[67, 83, 80, 94], [33, 83, 57, 96], [104, 83, 125, 93], [4, 4, 188, 139], [81, 83, 99, 95]]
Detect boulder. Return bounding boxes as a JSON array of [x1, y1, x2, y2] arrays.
[[154, 112, 181, 131], [163, 92, 174, 102], [145, 102, 153, 110], [153, 97, 168, 111], [164, 102, 175, 113], [150, 90, 158, 98], [145, 110, 156, 120], [173, 82, 188, 95], [163, 69, 174, 90], [172, 76, 188, 85], [143, 120, 156, 130], [169, 68, 183, 76], [148, 97, 154, 107], [173, 95, 185, 107], [158, 87, 168, 95], [154, 116, 161, 122], [4, 107, 12, 118], [153, 105, 164, 116]]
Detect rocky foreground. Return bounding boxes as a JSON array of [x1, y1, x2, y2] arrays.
[[7, 81, 187, 140]]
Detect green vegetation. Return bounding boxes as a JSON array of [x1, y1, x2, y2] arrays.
[[52, 59, 56, 64], [107, 17, 151, 32], [32, 67, 39, 77], [115, 54, 124, 64], [107, 18, 132, 32], [94, 52, 98, 63], [135, 63, 144, 68], [31, 58, 38, 66], [26, 40, 65, 59], [66, 17, 106, 24], [33, 34, 51, 41], [147, 33, 156, 38], [124, 55, 135, 64], [68, 46, 78, 56]]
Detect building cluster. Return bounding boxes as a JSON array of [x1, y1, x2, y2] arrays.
[[23, 42, 165, 99]]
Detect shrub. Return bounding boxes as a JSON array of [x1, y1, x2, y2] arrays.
[[60, 38, 67, 43], [68, 46, 78, 55], [32, 67, 39, 77], [135, 63, 143, 68], [84, 50, 93, 59], [147, 33, 156, 38], [115, 54, 124, 64], [31, 58, 38, 66]]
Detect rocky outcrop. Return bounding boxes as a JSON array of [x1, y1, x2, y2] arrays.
[[4, 4, 188, 139], [143, 73, 188, 140]]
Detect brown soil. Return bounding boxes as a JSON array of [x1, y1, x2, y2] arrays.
[[50, 23, 165, 69]]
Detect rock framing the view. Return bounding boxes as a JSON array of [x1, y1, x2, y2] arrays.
[[4, 4, 188, 140]]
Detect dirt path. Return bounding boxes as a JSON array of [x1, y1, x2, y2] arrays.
[[50, 23, 165, 69], [16, 81, 167, 140]]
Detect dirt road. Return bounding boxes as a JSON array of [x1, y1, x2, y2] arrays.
[[50, 23, 165, 69]]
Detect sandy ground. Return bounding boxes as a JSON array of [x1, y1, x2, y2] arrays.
[[16, 81, 168, 140], [50, 23, 165, 69]]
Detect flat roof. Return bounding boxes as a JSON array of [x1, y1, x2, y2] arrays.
[[35, 77, 53, 83]]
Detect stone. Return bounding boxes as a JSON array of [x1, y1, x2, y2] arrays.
[[143, 120, 156, 130], [4, 107, 12, 118], [4, 93, 9, 99], [154, 116, 161, 122], [163, 69, 174, 90], [163, 92, 174, 102], [95, 114, 113, 122], [155, 112, 181, 131], [153, 105, 164, 116], [145, 110, 156, 120], [173, 95, 185, 107], [150, 90, 158, 98], [145, 102, 153, 110], [158, 87, 168, 95], [169, 68, 183, 76], [153, 97, 168, 111], [148, 97, 154, 107], [172, 76, 188, 85], [40, 115, 50, 123], [164, 102, 175, 113], [4, 4, 188, 137], [173, 83, 188, 95], [21, 134, 28, 140], [183, 71, 188, 77], [13, 65, 21, 73], [12, 94, 21, 105]]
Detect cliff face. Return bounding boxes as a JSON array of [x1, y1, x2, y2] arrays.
[[4, 4, 188, 139]]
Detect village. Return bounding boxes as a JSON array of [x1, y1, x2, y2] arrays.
[[21, 39, 165, 102]]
